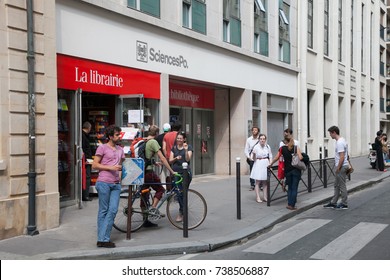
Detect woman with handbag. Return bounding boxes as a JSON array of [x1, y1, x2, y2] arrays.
[[268, 135, 303, 210]]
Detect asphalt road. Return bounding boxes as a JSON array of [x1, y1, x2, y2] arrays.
[[143, 181, 390, 260]]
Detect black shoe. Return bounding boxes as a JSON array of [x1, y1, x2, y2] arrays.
[[97, 241, 116, 248], [143, 220, 158, 228], [323, 202, 337, 209], [336, 203, 348, 210], [82, 197, 92, 201]]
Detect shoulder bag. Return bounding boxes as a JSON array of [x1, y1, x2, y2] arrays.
[[291, 146, 307, 171]]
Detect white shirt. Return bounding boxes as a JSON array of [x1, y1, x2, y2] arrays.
[[245, 136, 259, 159], [335, 137, 349, 167]]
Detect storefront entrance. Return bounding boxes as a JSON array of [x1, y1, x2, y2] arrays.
[[169, 82, 215, 175]]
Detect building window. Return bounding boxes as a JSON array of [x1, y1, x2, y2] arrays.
[[324, 0, 329, 56], [183, 0, 206, 34], [223, 0, 241, 47], [338, 0, 342, 62], [128, 0, 160, 18], [279, 1, 290, 63], [308, 0, 313, 49], [252, 92, 261, 129], [254, 0, 268, 56]]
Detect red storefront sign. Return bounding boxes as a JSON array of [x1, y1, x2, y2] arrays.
[[57, 54, 160, 99], [169, 83, 214, 109]]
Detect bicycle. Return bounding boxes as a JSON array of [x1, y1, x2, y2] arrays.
[[113, 173, 207, 232]]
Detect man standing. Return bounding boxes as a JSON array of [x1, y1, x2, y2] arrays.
[[82, 121, 93, 201], [144, 125, 176, 227], [323, 126, 349, 210], [244, 127, 260, 190], [163, 121, 181, 160], [92, 125, 125, 248], [156, 123, 171, 156]]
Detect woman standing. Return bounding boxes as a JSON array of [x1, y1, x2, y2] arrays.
[[169, 132, 193, 222], [250, 134, 272, 203], [269, 135, 303, 210]]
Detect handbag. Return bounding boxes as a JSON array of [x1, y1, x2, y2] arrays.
[[346, 155, 354, 176], [291, 146, 307, 171]]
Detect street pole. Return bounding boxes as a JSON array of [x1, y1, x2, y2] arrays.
[[236, 157, 241, 220]]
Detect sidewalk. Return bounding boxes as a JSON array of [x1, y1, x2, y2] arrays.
[[0, 156, 389, 260]]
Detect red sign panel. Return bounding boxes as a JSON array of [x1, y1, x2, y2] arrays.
[[57, 54, 160, 99], [169, 83, 214, 109]]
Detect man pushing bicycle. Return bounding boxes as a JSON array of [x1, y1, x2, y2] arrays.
[[143, 125, 177, 228]]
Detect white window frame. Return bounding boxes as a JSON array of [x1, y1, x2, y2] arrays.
[[255, 0, 266, 13], [279, 9, 289, 25]]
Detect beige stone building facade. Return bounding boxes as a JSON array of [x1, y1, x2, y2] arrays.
[[0, 1, 59, 239]]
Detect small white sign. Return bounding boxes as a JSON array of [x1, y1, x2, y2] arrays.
[[121, 158, 144, 185], [128, 109, 144, 123]]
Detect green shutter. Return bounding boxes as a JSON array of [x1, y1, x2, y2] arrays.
[[128, 0, 136, 8], [283, 40, 290, 63], [260, 30, 269, 56], [192, 1, 206, 34], [140, 0, 160, 18], [230, 17, 241, 46]]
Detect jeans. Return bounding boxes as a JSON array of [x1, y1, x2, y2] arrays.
[[331, 165, 348, 205], [285, 169, 301, 207], [95, 181, 121, 242]]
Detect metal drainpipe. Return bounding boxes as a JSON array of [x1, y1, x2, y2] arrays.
[[26, 0, 39, 236]]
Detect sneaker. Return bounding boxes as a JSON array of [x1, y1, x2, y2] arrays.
[[336, 203, 348, 210], [323, 202, 337, 209], [175, 214, 183, 222], [143, 220, 158, 228]]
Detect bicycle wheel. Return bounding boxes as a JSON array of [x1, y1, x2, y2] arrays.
[[166, 189, 207, 230], [113, 189, 147, 232]]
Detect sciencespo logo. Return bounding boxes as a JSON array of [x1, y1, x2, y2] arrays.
[[136, 41, 189, 69]]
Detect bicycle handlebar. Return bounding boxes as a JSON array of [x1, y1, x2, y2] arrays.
[[173, 173, 183, 185]]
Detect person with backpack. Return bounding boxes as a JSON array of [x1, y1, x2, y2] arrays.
[[143, 125, 177, 228], [250, 134, 272, 203], [169, 131, 193, 222]]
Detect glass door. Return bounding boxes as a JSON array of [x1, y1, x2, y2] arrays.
[[193, 109, 214, 175], [58, 89, 83, 207]]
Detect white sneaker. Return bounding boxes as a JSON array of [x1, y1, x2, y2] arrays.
[[175, 214, 183, 222]]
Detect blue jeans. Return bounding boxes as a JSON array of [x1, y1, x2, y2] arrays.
[[285, 169, 301, 207], [95, 181, 121, 242]]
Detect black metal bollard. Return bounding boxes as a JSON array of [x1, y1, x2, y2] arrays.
[[236, 157, 241, 220], [126, 186, 133, 240], [182, 162, 189, 238]]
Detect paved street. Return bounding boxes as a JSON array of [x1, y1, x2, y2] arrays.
[[0, 155, 389, 260]]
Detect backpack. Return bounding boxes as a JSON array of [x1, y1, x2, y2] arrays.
[[129, 137, 152, 166]]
